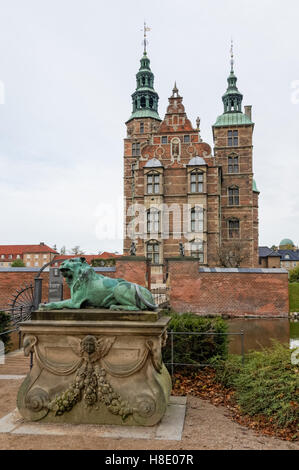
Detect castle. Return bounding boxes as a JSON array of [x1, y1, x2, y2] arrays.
[[123, 42, 259, 283]]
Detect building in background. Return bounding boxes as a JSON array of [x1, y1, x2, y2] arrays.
[[259, 239, 299, 271], [0, 243, 57, 268], [123, 44, 259, 282]]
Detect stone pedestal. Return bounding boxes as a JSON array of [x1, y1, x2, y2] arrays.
[[17, 310, 171, 426]]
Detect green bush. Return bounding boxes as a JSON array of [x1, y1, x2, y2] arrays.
[[163, 313, 228, 368], [289, 282, 299, 312], [289, 266, 299, 283], [11, 259, 25, 267], [212, 342, 299, 429], [0, 311, 12, 352]]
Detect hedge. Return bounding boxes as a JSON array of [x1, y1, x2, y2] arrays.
[[163, 313, 228, 369]]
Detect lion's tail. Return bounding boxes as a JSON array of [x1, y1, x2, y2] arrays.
[[135, 284, 157, 311]]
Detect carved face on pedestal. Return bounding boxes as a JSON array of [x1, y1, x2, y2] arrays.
[[81, 335, 96, 355]]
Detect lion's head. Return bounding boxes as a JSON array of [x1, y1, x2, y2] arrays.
[[59, 257, 90, 286]]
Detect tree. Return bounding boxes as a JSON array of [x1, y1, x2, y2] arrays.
[[11, 259, 25, 267], [70, 246, 85, 255], [217, 241, 248, 268], [289, 265, 299, 283]]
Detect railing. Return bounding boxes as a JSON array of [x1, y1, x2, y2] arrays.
[[165, 330, 245, 379], [0, 305, 245, 377], [0, 305, 34, 368], [151, 286, 170, 307]]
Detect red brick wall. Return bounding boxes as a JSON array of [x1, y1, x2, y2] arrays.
[[167, 259, 289, 317], [0, 271, 50, 306], [0, 258, 148, 307], [114, 258, 148, 287]]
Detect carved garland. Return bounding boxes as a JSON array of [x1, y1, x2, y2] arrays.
[[23, 333, 165, 419]]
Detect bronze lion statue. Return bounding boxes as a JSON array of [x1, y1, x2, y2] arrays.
[[39, 257, 157, 311]]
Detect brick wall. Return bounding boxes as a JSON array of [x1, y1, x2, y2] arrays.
[[167, 259, 289, 317], [0, 257, 148, 308]]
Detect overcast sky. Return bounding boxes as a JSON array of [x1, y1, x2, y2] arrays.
[[0, 0, 298, 254]]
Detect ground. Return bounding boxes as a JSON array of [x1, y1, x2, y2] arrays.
[[0, 351, 298, 451]]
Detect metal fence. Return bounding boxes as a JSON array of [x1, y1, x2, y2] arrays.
[[0, 304, 245, 376], [165, 330, 245, 379], [151, 286, 170, 308]]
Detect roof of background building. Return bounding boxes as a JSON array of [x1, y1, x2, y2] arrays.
[[277, 249, 299, 261], [0, 244, 57, 255], [279, 238, 295, 247], [259, 247, 281, 258]]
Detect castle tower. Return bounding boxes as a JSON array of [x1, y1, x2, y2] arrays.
[[212, 44, 259, 267]]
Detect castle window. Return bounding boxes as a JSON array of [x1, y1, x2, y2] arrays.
[[190, 171, 204, 193], [190, 242, 204, 262], [132, 142, 140, 156], [228, 130, 238, 147], [184, 135, 190, 143], [162, 136, 167, 144], [228, 187, 239, 206], [146, 241, 160, 265], [149, 97, 153, 108], [140, 96, 146, 108], [140, 122, 144, 134], [228, 155, 239, 173], [147, 173, 160, 194], [191, 207, 204, 233], [146, 208, 160, 234], [228, 219, 240, 238]]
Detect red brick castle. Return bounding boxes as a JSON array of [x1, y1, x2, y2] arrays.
[[123, 42, 259, 282]]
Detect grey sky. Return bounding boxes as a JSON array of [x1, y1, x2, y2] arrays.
[[0, 0, 298, 253]]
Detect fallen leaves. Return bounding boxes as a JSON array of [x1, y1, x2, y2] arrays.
[[171, 368, 298, 442]]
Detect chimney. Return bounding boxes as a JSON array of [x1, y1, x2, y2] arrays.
[[244, 105, 252, 120], [40, 242, 45, 246]]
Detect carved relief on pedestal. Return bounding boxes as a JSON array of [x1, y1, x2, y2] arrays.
[[18, 323, 171, 426]]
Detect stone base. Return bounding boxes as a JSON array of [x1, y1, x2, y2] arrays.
[[17, 310, 171, 426]]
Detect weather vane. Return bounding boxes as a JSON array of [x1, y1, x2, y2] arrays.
[[142, 21, 151, 54]]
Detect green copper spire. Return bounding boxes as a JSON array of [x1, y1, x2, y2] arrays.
[[222, 41, 243, 113], [213, 42, 253, 127], [127, 27, 161, 123]]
